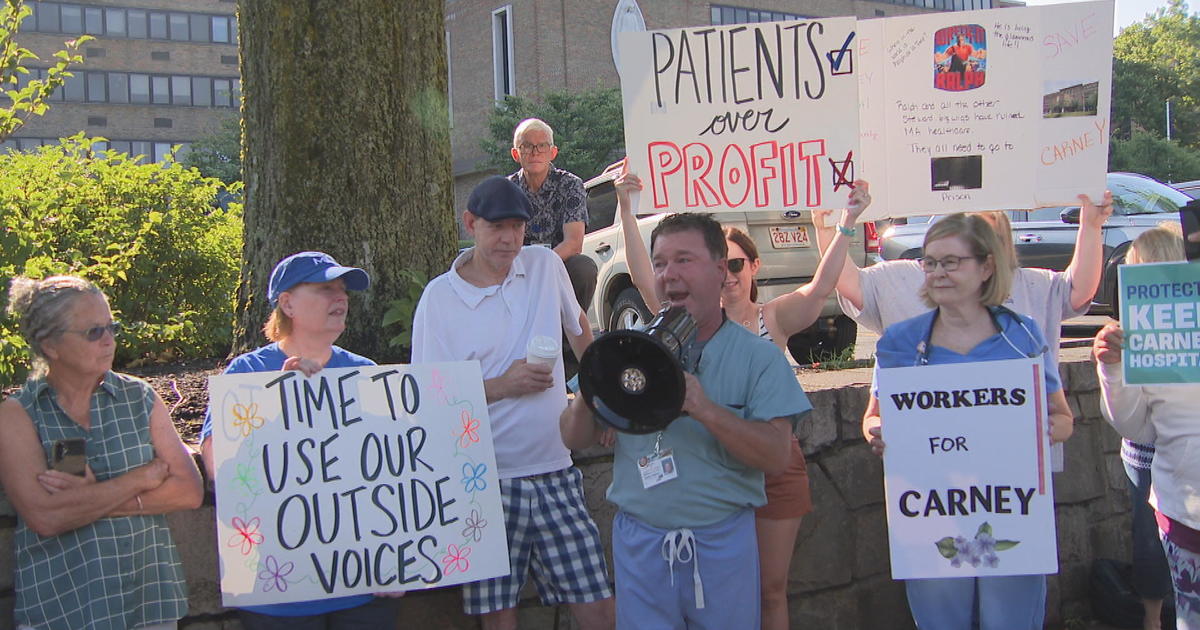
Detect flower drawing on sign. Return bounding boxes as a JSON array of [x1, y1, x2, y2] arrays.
[[232, 402, 265, 437], [462, 509, 488, 542], [233, 462, 262, 496], [228, 516, 264, 555], [935, 522, 1019, 568], [455, 410, 481, 448], [441, 544, 472, 575], [430, 368, 449, 404], [461, 462, 488, 494], [258, 555, 295, 593]]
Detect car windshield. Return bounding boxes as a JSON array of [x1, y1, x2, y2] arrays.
[[1110, 173, 1191, 216]]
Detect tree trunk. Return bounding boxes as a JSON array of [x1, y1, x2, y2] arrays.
[[233, 0, 456, 362]]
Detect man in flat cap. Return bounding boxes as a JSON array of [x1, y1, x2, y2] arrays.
[[411, 176, 613, 630]]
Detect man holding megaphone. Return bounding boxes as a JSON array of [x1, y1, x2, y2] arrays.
[[561, 213, 811, 630]]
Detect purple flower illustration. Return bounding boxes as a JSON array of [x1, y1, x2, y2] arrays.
[[935, 522, 1019, 569], [258, 555, 294, 592], [462, 509, 488, 542]]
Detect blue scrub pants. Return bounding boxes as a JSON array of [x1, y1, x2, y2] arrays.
[[906, 574, 1046, 630], [613, 509, 760, 630]]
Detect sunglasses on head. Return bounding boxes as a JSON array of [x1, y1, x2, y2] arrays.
[[64, 322, 120, 342], [727, 257, 749, 273]]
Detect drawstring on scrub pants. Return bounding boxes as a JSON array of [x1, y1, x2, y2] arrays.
[[661, 528, 705, 609]]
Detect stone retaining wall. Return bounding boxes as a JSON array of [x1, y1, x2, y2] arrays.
[[0, 354, 1132, 629]]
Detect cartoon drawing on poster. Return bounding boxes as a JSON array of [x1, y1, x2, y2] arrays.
[[617, 18, 861, 212], [209, 362, 509, 607], [877, 358, 1058, 580], [854, 0, 1113, 219], [1119, 262, 1200, 385], [933, 25, 987, 92]]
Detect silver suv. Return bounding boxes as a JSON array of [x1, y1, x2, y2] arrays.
[[579, 167, 870, 361]]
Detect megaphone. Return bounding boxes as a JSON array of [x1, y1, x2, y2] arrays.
[[578, 305, 698, 434]]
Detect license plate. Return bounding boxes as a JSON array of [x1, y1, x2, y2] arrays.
[[769, 225, 810, 249]]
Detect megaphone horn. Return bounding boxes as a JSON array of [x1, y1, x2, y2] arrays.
[[578, 305, 697, 434]]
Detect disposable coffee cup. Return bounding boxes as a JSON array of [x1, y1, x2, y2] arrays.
[[526, 335, 560, 367]]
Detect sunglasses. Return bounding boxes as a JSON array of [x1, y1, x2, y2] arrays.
[[727, 257, 750, 273], [63, 322, 120, 342]]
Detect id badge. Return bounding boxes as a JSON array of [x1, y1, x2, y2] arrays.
[[638, 448, 678, 489]]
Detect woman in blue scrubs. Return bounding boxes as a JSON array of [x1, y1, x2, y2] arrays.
[[861, 214, 1075, 630]]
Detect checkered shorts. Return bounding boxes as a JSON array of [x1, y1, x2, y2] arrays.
[[462, 467, 613, 614]]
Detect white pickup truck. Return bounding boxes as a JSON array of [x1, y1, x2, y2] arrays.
[[579, 166, 873, 362]]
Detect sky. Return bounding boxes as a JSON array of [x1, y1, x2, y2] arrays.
[[1019, 0, 1176, 34]]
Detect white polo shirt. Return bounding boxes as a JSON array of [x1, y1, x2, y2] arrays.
[[412, 245, 582, 479]]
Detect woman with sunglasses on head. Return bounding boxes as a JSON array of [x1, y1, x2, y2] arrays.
[[0, 275, 204, 630], [199, 251, 403, 629], [862, 214, 1074, 629], [612, 160, 869, 630]]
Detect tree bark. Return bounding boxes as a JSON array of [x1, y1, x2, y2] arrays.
[[233, 0, 456, 362]]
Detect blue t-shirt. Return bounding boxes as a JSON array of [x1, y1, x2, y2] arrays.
[[873, 307, 1062, 393], [608, 320, 812, 529], [203, 342, 376, 617]]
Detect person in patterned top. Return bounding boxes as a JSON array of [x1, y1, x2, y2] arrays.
[[0, 275, 203, 630], [508, 117, 598, 312]]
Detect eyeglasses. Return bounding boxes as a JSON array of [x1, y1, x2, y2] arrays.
[[920, 255, 982, 273], [62, 322, 120, 342], [517, 142, 553, 154], [727, 257, 749, 273]]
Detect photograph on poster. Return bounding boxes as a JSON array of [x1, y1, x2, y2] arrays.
[[933, 24, 987, 92], [1042, 80, 1100, 118], [931, 155, 983, 191]]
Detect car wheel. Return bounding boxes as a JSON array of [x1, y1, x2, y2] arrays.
[[786, 316, 858, 364], [610, 287, 653, 331]]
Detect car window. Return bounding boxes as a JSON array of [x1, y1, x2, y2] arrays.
[[1109, 173, 1190, 216], [1025, 206, 1071, 221], [585, 180, 617, 234]]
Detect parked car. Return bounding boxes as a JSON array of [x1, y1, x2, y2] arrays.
[[876, 172, 1192, 313], [579, 165, 877, 362], [1173, 179, 1200, 199]]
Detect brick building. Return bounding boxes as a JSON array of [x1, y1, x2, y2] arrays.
[[445, 0, 1014, 207], [4, 0, 239, 163]]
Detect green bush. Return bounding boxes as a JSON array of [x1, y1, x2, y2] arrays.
[[0, 134, 243, 385]]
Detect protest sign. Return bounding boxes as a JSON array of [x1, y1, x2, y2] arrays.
[[209, 362, 508, 607], [856, 1, 1113, 219], [618, 17, 861, 213], [1119, 262, 1200, 384], [877, 358, 1057, 579]]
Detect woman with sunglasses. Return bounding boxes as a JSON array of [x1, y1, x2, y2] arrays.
[[613, 161, 869, 630], [0, 275, 204, 630], [862, 214, 1073, 629], [199, 251, 403, 629]]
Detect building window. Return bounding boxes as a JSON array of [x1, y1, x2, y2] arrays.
[[60, 5, 82, 34], [168, 13, 189, 40], [190, 14, 210, 42], [128, 9, 147, 38], [108, 73, 129, 103], [170, 75, 191, 105], [710, 5, 807, 25], [192, 76, 212, 106], [105, 8, 126, 37], [214, 78, 232, 107], [212, 16, 230, 43], [84, 7, 103, 34], [130, 73, 150, 103], [86, 72, 106, 102], [151, 75, 170, 104], [491, 6, 514, 100], [63, 73, 85, 102]]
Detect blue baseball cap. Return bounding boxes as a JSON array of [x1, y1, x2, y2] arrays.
[[468, 176, 532, 222], [267, 251, 370, 306]]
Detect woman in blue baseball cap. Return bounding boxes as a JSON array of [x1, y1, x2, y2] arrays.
[[200, 251, 402, 628]]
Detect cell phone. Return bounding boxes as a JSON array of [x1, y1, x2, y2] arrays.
[[52, 438, 87, 476], [1181, 199, 1200, 262]]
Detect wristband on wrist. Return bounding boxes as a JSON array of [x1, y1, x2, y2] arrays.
[[135, 494, 144, 513], [837, 224, 856, 237]]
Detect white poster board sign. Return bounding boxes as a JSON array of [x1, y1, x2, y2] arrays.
[[857, 0, 1113, 219], [209, 362, 508, 606], [877, 358, 1057, 579], [618, 18, 861, 212]]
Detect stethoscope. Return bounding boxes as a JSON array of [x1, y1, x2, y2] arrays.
[[915, 305, 1048, 366]]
